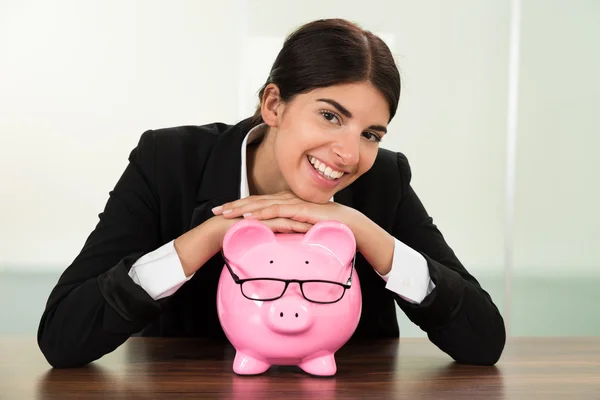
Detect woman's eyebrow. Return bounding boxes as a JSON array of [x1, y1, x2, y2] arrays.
[[317, 98, 387, 133], [317, 98, 352, 118]]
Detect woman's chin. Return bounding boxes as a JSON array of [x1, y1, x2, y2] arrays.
[[291, 186, 333, 204]]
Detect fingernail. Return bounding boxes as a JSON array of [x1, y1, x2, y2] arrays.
[[243, 213, 253, 218], [211, 206, 222, 214], [222, 209, 232, 215]]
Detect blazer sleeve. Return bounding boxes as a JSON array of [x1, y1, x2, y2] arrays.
[[38, 130, 167, 368], [392, 152, 506, 366]]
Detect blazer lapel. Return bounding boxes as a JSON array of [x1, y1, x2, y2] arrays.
[[189, 118, 253, 230]]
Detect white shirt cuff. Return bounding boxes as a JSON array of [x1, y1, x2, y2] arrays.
[[128, 240, 193, 300], [376, 238, 435, 304]]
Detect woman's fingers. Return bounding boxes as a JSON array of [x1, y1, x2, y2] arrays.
[[215, 194, 302, 218], [243, 203, 314, 223], [211, 191, 295, 215], [260, 218, 313, 233]]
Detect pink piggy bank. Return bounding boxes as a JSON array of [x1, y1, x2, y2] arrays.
[[216, 219, 362, 376]]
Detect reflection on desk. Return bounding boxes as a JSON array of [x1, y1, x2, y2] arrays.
[[1, 337, 598, 399]]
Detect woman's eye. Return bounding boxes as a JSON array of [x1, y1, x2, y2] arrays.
[[363, 132, 382, 143], [321, 111, 340, 125]]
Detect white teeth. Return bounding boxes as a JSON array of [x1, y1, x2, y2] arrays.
[[308, 156, 344, 180]]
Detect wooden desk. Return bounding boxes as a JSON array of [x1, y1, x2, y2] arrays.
[[1, 337, 598, 399]]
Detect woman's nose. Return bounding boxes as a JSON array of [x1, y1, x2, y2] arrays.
[[332, 136, 360, 166]]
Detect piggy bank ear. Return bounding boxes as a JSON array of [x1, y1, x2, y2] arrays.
[[303, 220, 356, 265], [222, 219, 276, 263]]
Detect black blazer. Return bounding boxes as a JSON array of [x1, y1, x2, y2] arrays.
[[38, 118, 505, 368]]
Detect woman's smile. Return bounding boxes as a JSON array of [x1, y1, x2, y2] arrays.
[[303, 154, 346, 190]]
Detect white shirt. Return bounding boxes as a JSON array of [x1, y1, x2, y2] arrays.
[[129, 124, 435, 303]]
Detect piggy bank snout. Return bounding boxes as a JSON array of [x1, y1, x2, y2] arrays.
[[264, 296, 313, 334]]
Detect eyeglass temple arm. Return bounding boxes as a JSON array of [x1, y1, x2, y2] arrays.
[[345, 252, 356, 287], [221, 250, 241, 282]]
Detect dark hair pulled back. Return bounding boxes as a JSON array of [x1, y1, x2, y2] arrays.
[[250, 19, 401, 126]]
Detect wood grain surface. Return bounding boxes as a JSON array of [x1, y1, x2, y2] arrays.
[[1, 337, 599, 399]]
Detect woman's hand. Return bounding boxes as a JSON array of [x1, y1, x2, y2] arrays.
[[212, 191, 396, 276], [211, 191, 356, 226], [214, 214, 314, 235]]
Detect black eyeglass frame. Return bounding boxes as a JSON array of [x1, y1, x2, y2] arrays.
[[220, 250, 356, 304]]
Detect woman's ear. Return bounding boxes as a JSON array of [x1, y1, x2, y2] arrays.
[[260, 83, 282, 128]]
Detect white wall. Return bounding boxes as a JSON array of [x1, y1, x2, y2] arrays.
[[1, 0, 243, 271], [1, 0, 598, 279], [513, 0, 600, 276]]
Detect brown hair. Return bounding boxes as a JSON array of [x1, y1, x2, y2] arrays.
[[250, 18, 401, 126]]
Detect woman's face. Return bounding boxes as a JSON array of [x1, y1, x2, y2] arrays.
[[263, 81, 390, 203]]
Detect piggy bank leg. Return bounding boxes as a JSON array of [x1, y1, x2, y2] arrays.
[[233, 351, 270, 375], [299, 354, 337, 376]]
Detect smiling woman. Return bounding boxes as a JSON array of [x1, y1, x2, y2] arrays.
[[247, 82, 391, 202], [245, 19, 396, 204], [37, 18, 506, 370]]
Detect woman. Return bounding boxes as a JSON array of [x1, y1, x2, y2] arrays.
[[38, 18, 505, 368]]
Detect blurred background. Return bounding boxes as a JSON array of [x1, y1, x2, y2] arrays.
[[1, 0, 598, 338]]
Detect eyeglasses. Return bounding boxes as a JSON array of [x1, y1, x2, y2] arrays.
[[220, 250, 355, 304]]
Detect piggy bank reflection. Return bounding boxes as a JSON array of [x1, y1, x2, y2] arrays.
[[216, 219, 362, 376]]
